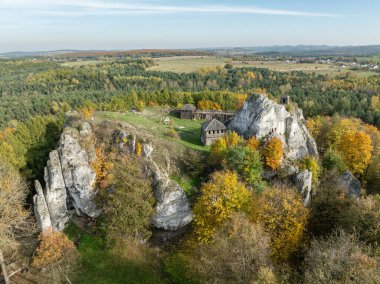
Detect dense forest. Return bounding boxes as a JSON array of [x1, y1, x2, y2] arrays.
[[1, 58, 380, 129]]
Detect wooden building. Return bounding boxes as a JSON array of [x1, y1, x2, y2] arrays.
[[201, 119, 227, 146], [179, 104, 197, 119], [179, 104, 235, 122]]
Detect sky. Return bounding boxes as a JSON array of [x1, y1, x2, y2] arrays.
[[0, 0, 379, 52]]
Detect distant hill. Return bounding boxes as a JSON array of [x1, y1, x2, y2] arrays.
[[2, 45, 380, 59], [208, 45, 380, 56]]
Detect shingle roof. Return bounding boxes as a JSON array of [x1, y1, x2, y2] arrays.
[[180, 104, 196, 111], [202, 119, 227, 132]]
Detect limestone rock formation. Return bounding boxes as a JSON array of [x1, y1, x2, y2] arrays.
[[58, 128, 100, 218], [145, 159, 193, 231], [33, 122, 100, 231], [228, 94, 318, 160], [295, 170, 313, 205], [339, 170, 361, 197], [33, 181, 52, 230]]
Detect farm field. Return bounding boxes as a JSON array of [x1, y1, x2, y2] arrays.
[[147, 56, 378, 76], [147, 56, 227, 73]]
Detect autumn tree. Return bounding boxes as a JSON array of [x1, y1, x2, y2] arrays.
[[303, 231, 380, 284], [102, 155, 154, 242], [197, 99, 222, 110], [261, 137, 283, 170], [0, 160, 35, 273], [32, 229, 79, 283], [299, 156, 320, 184], [193, 170, 251, 242], [307, 171, 360, 238], [208, 137, 227, 167], [246, 136, 260, 151], [338, 130, 373, 175], [188, 213, 275, 284], [250, 186, 309, 261], [91, 147, 114, 189]]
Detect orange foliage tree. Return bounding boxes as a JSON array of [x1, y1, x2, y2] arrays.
[[246, 137, 260, 151], [32, 229, 77, 269], [261, 137, 283, 170], [91, 147, 114, 189], [338, 131, 373, 175]]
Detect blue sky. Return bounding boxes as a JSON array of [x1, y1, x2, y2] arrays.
[[0, 0, 379, 52]]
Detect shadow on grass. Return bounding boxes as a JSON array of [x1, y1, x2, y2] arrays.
[[65, 223, 166, 284]]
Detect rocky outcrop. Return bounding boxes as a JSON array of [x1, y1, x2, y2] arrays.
[[146, 159, 193, 231], [339, 170, 361, 197], [228, 94, 318, 160], [295, 170, 313, 205], [33, 181, 52, 230], [33, 122, 100, 231], [58, 128, 99, 218]]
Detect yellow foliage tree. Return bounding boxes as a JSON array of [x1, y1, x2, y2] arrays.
[[193, 170, 251, 242], [299, 156, 320, 184], [91, 147, 114, 189], [197, 100, 222, 110], [250, 187, 309, 261], [261, 137, 283, 170], [338, 131, 373, 175], [136, 142, 142, 157], [208, 137, 228, 166], [79, 106, 94, 119], [246, 137, 260, 151], [225, 131, 242, 147]]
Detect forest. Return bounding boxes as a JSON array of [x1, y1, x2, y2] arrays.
[[0, 56, 380, 283], [1, 57, 380, 129]]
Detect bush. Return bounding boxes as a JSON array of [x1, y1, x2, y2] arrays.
[[308, 173, 359, 238], [188, 213, 275, 284], [322, 148, 348, 173], [303, 231, 380, 284], [32, 229, 79, 283], [102, 154, 154, 242]]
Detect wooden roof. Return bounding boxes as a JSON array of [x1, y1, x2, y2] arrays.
[[202, 119, 227, 132], [180, 104, 196, 111]]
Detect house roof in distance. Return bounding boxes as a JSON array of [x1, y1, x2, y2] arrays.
[[180, 104, 196, 111], [202, 119, 227, 132]]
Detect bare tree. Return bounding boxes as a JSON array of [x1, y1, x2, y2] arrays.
[[0, 159, 36, 282]]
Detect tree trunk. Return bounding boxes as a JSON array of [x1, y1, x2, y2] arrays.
[[0, 250, 10, 284]]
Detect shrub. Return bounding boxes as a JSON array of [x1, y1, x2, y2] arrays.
[[102, 155, 154, 241], [303, 231, 380, 284], [308, 172, 360, 238], [322, 148, 348, 173], [188, 213, 275, 284], [32, 229, 79, 283]]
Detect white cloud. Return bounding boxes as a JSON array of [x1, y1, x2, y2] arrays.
[[0, 0, 337, 17]]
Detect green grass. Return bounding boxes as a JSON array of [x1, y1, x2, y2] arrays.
[[97, 109, 210, 152], [147, 56, 227, 73], [65, 223, 166, 284]]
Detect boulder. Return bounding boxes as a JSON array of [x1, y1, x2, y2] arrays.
[[145, 159, 193, 231], [339, 170, 361, 197], [295, 170, 313, 205], [228, 94, 318, 160]]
